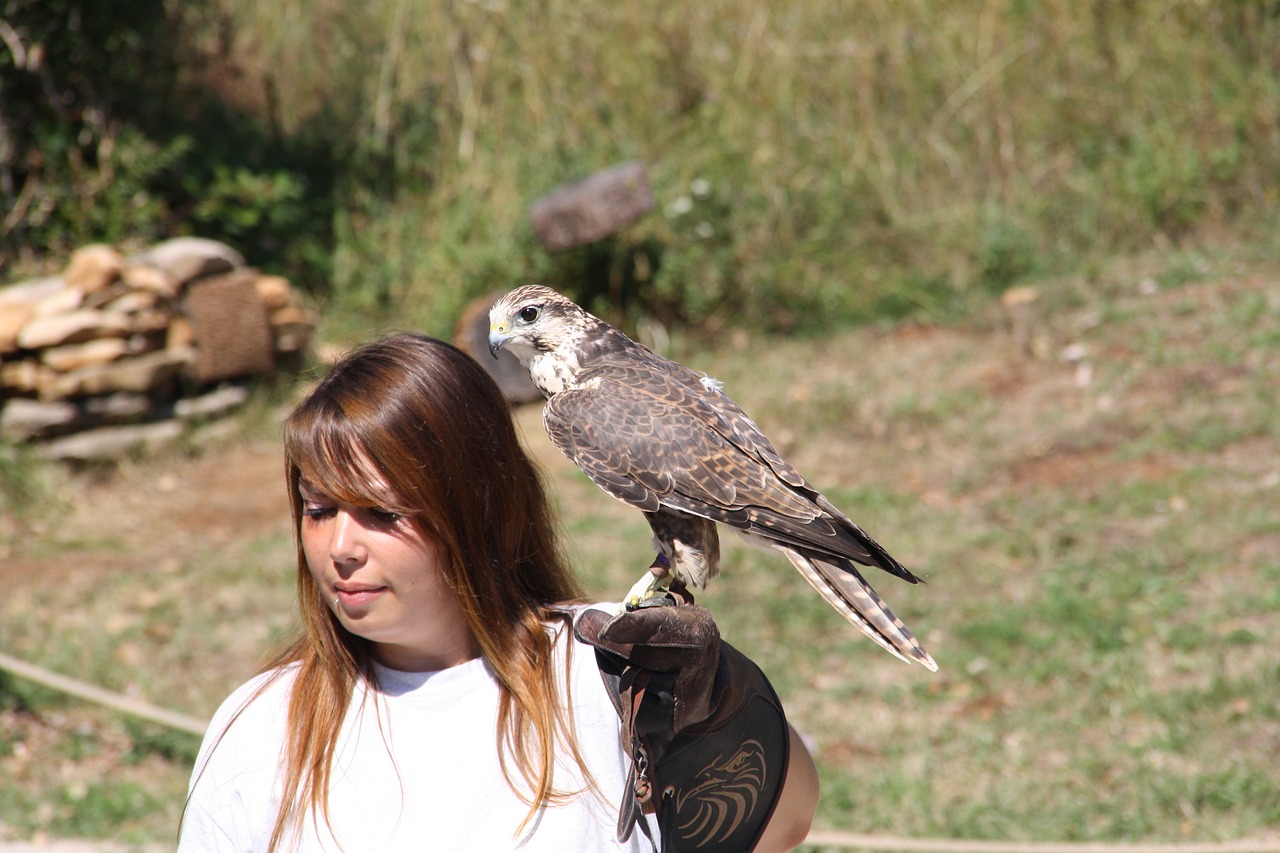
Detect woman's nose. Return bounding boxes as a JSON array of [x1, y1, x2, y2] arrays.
[[329, 510, 367, 565]]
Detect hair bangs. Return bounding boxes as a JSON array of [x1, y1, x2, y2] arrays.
[[286, 395, 400, 513]]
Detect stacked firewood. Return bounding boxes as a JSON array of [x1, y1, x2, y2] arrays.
[[0, 237, 317, 460]]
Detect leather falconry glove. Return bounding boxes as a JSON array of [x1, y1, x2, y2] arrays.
[[574, 594, 790, 853]]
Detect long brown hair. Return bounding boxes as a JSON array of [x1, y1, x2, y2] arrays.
[[263, 333, 587, 849]]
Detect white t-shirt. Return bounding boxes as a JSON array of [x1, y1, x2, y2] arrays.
[[179, 607, 654, 852]]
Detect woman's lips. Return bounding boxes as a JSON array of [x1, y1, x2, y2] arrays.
[[335, 585, 387, 607]]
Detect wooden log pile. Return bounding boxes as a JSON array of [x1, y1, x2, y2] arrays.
[[0, 237, 317, 460]]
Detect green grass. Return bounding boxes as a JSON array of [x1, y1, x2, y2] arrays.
[[1, 249, 1279, 845]]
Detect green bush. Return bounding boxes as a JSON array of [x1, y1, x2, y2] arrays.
[[0, 0, 334, 288]]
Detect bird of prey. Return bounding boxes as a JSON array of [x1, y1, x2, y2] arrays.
[[489, 285, 936, 670]]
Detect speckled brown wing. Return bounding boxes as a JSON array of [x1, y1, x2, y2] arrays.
[[543, 352, 920, 584], [542, 358, 809, 519], [543, 352, 937, 670]]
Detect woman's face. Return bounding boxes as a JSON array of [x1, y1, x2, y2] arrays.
[[298, 477, 478, 672]]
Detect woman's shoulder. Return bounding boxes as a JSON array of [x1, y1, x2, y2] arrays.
[[549, 602, 625, 701], [551, 601, 620, 626], [196, 662, 301, 767], [548, 602, 619, 653], [181, 664, 302, 851], [213, 663, 299, 725]]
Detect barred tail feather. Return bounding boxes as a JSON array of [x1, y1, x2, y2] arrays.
[[780, 549, 937, 671]]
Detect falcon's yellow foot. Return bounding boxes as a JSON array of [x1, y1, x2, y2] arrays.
[[622, 571, 672, 612], [621, 555, 674, 612]]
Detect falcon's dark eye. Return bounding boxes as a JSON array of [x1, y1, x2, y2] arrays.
[[518, 305, 540, 323]]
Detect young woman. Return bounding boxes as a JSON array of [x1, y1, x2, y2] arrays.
[[179, 333, 817, 852]]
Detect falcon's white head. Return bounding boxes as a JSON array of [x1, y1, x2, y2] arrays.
[[488, 285, 599, 396]]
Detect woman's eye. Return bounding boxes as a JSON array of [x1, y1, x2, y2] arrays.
[[302, 504, 334, 519], [370, 508, 404, 524], [518, 305, 539, 323]]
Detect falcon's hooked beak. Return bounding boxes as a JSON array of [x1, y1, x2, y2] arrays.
[[487, 323, 511, 359]]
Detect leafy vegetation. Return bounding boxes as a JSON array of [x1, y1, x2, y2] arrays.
[[5, 1, 1280, 336], [0, 0, 337, 289]]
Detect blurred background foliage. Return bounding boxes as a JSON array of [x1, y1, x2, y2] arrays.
[[2, 0, 1279, 337]]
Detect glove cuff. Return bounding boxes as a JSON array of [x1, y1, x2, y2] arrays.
[[652, 640, 790, 852]]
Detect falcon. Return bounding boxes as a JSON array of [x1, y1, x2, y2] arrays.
[[489, 285, 936, 670]]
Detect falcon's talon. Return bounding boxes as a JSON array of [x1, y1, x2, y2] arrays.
[[628, 592, 676, 611]]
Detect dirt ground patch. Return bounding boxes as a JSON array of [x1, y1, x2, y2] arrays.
[[3, 439, 289, 583]]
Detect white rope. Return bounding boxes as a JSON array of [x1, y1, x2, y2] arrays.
[[803, 830, 1280, 853], [0, 651, 207, 737]]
